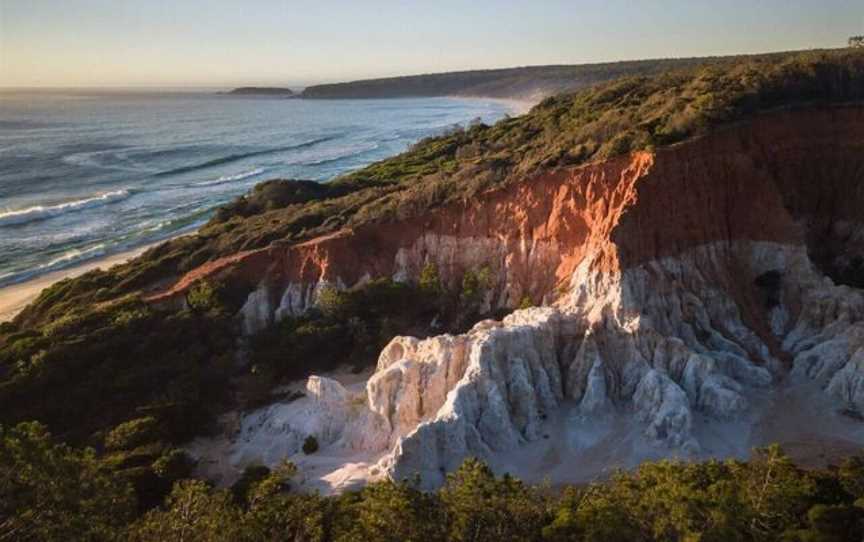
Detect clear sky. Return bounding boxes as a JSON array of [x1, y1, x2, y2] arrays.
[[1, 0, 862, 88]]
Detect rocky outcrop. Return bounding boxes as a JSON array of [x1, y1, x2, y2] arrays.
[[185, 106, 864, 489]]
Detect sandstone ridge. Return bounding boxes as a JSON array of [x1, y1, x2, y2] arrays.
[[185, 106, 864, 490]]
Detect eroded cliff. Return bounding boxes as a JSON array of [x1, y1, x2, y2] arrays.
[[184, 106, 864, 491]]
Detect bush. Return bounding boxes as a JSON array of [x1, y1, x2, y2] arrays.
[[232, 464, 272, 504], [0, 422, 135, 541], [105, 417, 161, 451], [518, 295, 534, 309], [128, 480, 241, 542], [419, 262, 442, 295], [440, 457, 549, 542], [302, 435, 319, 455], [184, 281, 216, 312], [336, 479, 447, 542], [151, 449, 195, 480]]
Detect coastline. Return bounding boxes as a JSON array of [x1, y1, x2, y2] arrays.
[[0, 97, 522, 326], [0, 242, 164, 323]]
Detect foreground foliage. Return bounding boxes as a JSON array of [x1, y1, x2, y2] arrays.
[[3, 425, 864, 542]]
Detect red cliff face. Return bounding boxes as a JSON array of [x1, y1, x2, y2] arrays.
[[147, 106, 864, 341], [147, 150, 655, 320], [614, 106, 864, 267]]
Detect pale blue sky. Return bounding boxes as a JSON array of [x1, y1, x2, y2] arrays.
[[1, 0, 862, 87]]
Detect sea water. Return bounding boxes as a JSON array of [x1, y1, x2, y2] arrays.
[[0, 90, 511, 288]]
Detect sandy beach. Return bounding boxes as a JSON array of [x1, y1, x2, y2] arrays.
[[0, 243, 160, 323]]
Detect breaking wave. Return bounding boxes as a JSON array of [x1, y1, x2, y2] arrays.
[[194, 167, 265, 187], [0, 190, 131, 227]]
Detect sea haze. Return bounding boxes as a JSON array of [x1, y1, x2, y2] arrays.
[[0, 91, 511, 288]]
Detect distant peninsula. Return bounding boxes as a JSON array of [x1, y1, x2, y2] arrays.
[[223, 51, 816, 103], [299, 58, 706, 101], [226, 87, 296, 97], [298, 50, 810, 101]]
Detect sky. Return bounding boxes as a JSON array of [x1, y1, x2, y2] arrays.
[[1, 0, 863, 88]]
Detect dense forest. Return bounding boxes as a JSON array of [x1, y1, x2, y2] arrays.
[[3, 49, 864, 540], [4, 423, 864, 541]]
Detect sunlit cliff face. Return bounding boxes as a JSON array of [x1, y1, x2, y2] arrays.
[[187, 107, 864, 492]]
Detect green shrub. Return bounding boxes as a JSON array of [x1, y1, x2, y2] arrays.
[[440, 457, 549, 542], [151, 449, 195, 480], [317, 285, 347, 318], [338, 479, 447, 541], [128, 480, 241, 542], [0, 422, 135, 541], [186, 281, 220, 312], [302, 435, 319, 455], [105, 417, 160, 451], [232, 464, 272, 504], [419, 262, 442, 295]]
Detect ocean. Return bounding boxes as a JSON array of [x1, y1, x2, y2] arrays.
[[0, 91, 512, 289]]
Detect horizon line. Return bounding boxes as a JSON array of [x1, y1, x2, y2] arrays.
[[0, 45, 845, 91]]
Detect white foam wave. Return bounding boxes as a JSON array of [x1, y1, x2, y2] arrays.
[[39, 244, 107, 270], [0, 190, 131, 227], [142, 220, 170, 233], [194, 167, 265, 187]]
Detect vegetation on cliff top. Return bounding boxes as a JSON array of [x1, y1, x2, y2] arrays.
[[94, 48, 864, 293], [15, 48, 864, 331]]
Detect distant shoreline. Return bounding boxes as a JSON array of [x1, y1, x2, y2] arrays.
[[223, 86, 297, 97], [0, 241, 166, 323]]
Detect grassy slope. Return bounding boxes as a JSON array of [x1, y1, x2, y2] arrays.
[[2, 48, 864, 448]]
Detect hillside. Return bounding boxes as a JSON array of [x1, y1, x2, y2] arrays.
[[4, 48, 864, 539], [300, 51, 819, 101], [300, 58, 712, 101]]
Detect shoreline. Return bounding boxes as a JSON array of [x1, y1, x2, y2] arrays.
[[0, 98, 522, 325], [0, 241, 165, 323]]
